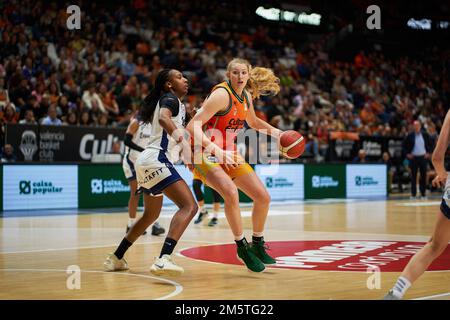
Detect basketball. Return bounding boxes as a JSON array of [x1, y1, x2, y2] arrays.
[[279, 130, 305, 159]]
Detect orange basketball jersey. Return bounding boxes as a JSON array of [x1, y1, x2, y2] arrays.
[[203, 81, 249, 150]]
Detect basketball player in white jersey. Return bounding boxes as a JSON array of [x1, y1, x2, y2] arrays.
[[104, 69, 197, 276], [384, 109, 450, 299], [122, 115, 165, 236]]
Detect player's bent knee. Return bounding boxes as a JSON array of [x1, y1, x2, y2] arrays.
[[221, 185, 239, 203], [259, 190, 271, 205], [189, 202, 199, 217], [430, 240, 447, 257], [182, 201, 198, 217]]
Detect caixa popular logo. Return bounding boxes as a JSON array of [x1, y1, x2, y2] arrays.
[[312, 175, 339, 188], [19, 181, 32, 194], [91, 179, 129, 194], [312, 175, 320, 188], [265, 177, 294, 188], [91, 179, 103, 194], [355, 176, 378, 186], [19, 180, 63, 195]]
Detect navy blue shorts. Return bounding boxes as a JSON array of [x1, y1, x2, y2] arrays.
[[439, 199, 450, 220]]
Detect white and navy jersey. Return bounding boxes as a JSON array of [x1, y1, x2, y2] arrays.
[[124, 120, 153, 163], [146, 92, 186, 163], [135, 92, 185, 195]]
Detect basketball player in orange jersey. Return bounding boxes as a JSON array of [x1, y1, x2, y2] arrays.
[[186, 58, 282, 272], [384, 108, 450, 299]]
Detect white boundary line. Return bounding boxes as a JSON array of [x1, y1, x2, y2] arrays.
[[0, 239, 219, 255], [0, 268, 183, 300], [412, 292, 450, 300]]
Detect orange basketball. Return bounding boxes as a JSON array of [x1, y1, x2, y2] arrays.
[[279, 130, 305, 159]]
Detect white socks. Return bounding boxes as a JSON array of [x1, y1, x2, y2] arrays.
[[392, 276, 411, 299], [234, 234, 244, 241], [128, 218, 136, 227]]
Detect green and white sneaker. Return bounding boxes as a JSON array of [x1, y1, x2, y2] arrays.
[[249, 241, 276, 265], [237, 244, 265, 273]]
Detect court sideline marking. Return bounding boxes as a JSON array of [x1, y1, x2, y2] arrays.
[[412, 292, 450, 300], [0, 268, 183, 300], [0, 239, 221, 254]]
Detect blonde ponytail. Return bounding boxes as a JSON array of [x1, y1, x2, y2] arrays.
[[247, 67, 280, 99]]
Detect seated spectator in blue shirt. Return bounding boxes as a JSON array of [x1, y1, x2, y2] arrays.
[[120, 53, 136, 78], [41, 105, 62, 126]]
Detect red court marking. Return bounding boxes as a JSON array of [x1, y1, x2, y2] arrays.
[[180, 240, 450, 272]]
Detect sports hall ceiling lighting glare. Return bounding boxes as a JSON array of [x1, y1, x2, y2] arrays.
[[255, 6, 321, 26], [407, 18, 432, 30], [438, 21, 449, 29]]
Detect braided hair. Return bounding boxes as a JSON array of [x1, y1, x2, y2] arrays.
[[139, 69, 172, 123]]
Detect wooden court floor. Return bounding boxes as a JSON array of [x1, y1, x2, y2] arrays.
[[1, 198, 449, 300]]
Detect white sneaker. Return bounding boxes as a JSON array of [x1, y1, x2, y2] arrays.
[[103, 253, 129, 271], [150, 254, 184, 276], [383, 290, 401, 300]]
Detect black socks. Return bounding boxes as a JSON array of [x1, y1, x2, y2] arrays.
[[235, 237, 249, 247], [114, 238, 132, 260], [252, 236, 264, 244], [159, 237, 177, 258]]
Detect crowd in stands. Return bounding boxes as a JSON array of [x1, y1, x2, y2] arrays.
[[0, 0, 449, 165]]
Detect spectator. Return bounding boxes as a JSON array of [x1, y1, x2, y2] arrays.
[[97, 112, 109, 127], [63, 110, 79, 126], [353, 149, 367, 163], [1, 144, 17, 162], [82, 83, 106, 113], [1, 103, 19, 124], [41, 105, 62, 126], [403, 120, 434, 199], [79, 110, 93, 126], [120, 53, 136, 78], [0, 77, 10, 108], [99, 84, 120, 116], [9, 77, 30, 109], [116, 85, 132, 115], [380, 151, 394, 193], [19, 109, 37, 125]]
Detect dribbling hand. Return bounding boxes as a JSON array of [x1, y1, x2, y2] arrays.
[[432, 173, 447, 188], [218, 150, 240, 171]]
